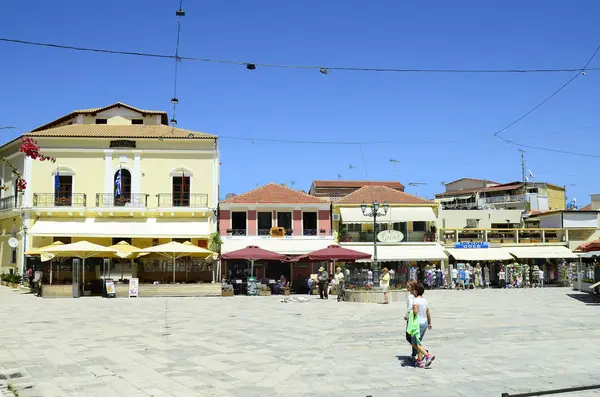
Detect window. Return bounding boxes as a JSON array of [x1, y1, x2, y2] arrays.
[[56, 175, 73, 206], [54, 237, 72, 244], [257, 212, 272, 235], [131, 119, 144, 125], [527, 188, 539, 194], [412, 221, 427, 232], [303, 212, 317, 235], [95, 118, 108, 124], [231, 212, 246, 234], [277, 212, 292, 232], [114, 169, 132, 206], [347, 223, 362, 232], [466, 219, 478, 228], [172, 176, 190, 206]]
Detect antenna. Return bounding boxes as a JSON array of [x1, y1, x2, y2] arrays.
[[408, 182, 427, 197], [290, 180, 296, 189], [349, 164, 356, 170], [390, 159, 401, 179], [337, 173, 342, 180], [519, 149, 526, 182]]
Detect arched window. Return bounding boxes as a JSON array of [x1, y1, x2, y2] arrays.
[[114, 169, 132, 206]]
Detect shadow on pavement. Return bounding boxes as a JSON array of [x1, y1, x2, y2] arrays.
[[566, 293, 600, 306]]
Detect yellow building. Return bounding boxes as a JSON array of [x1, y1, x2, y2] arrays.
[[0, 102, 219, 284]]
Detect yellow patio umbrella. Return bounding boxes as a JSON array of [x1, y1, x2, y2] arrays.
[[25, 241, 65, 284], [134, 241, 215, 283], [106, 241, 147, 280], [42, 241, 118, 286]]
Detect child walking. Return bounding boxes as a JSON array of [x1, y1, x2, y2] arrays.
[[407, 283, 435, 368]]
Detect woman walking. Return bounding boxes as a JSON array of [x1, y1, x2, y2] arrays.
[[380, 267, 390, 304], [404, 280, 418, 362], [407, 283, 435, 368]]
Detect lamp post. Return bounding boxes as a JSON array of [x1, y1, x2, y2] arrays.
[[361, 200, 389, 284]]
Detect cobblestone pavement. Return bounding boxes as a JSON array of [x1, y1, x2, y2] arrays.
[[1, 286, 600, 397]]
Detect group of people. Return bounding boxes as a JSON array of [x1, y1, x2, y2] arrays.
[[310, 266, 346, 302], [450, 263, 490, 290]]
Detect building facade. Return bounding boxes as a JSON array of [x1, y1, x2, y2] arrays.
[[219, 183, 334, 282], [1, 102, 220, 283]]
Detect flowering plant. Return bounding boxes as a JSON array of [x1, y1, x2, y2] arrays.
[[1, 137, 56, 192]]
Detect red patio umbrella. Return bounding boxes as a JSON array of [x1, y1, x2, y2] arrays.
[[580, 240, 600, 252], [295, 245, 372, 272], [221, 245, 287, 277]]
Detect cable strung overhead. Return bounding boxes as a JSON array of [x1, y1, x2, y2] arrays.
[[2, 37, 600, 74]]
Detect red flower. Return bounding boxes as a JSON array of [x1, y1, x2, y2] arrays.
[[16, 178, 27, 192]]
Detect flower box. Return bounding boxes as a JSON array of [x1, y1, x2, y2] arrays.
[[259, 289, 271, 296]]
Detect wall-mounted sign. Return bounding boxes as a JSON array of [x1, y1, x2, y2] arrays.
[[455, 242, 489, 249], [270, 227, 286, 238], [377, 229, 404, 243], [110, 140, 136, 148]]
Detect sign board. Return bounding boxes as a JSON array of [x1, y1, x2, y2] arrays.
[[247, 276, 257, 296], [104, 279, 116, 298], [455, 242, 489, 249], [8, 237, 18, 248], [128, 278, 139, 298], [377, 229, 404, 243], [270, 227, 286, 238]]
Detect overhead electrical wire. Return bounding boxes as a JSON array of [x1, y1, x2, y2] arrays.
[[493, 43, 600, 138], [2, 37, 600, 74]]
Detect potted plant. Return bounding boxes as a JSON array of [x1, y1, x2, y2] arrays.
[[259, 284, 271, 296], [0, 273, 7, 286], [339, 225, 351, 242]]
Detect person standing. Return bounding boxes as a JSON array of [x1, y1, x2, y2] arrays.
[[451, 266, 458, 289], [464, 266, 471, 290], [307, 276, 313, 295], [408, 283, 435, 368], [335, 267, 345, 302], [380, 267, 391, 304], [317, 267, 329, 299]]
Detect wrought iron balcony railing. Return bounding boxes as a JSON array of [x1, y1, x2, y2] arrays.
[[96, 193, 149, 208], [157, 193, 208, 208], [0, 195, 20, 211], [33, 193, 87, 207], [227, 229, 247, 236]]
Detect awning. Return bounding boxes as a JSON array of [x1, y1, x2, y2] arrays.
[[456, 195, 474, 200], [577, 251, 600, 258], [439, 198, 455, 203], [339, 207, 436, 223], [446, 247, 513, 261], [221, 238, 334, 255], [508, 246, 577, 259], [345, 244, 448, 262], [29, 218, 210, 238]]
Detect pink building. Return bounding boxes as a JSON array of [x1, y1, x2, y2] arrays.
[[219, 183, 333, 284]]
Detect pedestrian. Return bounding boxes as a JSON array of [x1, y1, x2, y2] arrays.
[[404, 280, 418, 362], [380, 267, 390, 304], [307, 276, 313, 295], [317, 267, 329, 299], [407, 283, 435, 368], [458, 266, 466, 290], [464, 266, 471, 290], [335, 267, 345, 302], [26, 266, 34, 291], [451, 266, 458, 289]]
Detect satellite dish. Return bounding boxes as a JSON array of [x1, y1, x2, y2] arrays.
[[8, 237, 18, 248]]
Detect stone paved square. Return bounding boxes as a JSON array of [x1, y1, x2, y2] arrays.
[[2, 287, 600, 397]]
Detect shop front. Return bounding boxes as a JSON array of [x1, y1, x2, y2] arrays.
[[445, 245, 514, 287]]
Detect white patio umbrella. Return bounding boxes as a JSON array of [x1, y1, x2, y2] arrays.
[[106, 241, 147, 280], [134, 241, 215, 283], [42, 241, 118, 286], [25, 241, 65, 284]]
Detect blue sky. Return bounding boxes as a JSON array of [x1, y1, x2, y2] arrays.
[[1, 1, 599, 204]]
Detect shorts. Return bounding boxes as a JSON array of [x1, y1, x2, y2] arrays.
[[409, 322, 428, 345], [381, 285, 389, 293], [459, 279, 465, 287]]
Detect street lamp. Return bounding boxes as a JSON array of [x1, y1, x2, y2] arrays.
[[361, 200, 389, 284]]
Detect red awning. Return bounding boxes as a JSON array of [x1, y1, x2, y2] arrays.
[[294, 244, 372, 262], [221, 245, 287, 261]]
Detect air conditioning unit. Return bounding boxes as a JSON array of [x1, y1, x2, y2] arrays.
[[332, 214, 340, 221]]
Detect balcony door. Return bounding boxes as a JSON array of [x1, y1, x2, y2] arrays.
[[277, 212, 292, 235], [302, 212, 317, 235], [257, 212, 272, 236], [55, 175, 73, 207], [172, 176, 190, 207], [114, 169, 131, 206]]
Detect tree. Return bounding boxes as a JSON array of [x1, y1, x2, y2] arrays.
[[2, 137, 55, 192]]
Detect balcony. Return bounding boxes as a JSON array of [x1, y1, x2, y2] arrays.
[[33, 193, 87, 207], [157, 193, 208, 208], [228, 229, 247, 236], [0, 195, 20, 211], [440, 228, 567, 245], [482, 195, 525, 204], [96, 193, 149, 208]]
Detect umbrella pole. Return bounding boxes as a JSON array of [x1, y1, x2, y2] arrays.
[[50, 259, 53, 285], [185, 261, 188, 283], [251, 259, 254, 277], [82, 257, 86, 290], [172, 257, 176, 283]]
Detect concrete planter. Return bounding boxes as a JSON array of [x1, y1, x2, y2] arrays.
[[581, 282, 593, 292], [345, 289, 406, 304]]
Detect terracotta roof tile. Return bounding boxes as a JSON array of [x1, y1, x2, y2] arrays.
[[580, 204, 592, 210], [337, 185, 434, 205], [312, 180, 404, 189], [32, 102, 169, 132], [26, 124, 216, 139], [223, 183, 325, 204], [446, 177, 500, 185]]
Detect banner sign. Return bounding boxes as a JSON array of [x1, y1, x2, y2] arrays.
[[455, 242, 489, 249], [128, 278, 139, 298]]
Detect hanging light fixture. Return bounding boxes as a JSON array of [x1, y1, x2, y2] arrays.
[[246, 63, 256, 70], [170, 118, 177, 125], [171, 98, 179, 104], [319, 68, 329, 75]]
